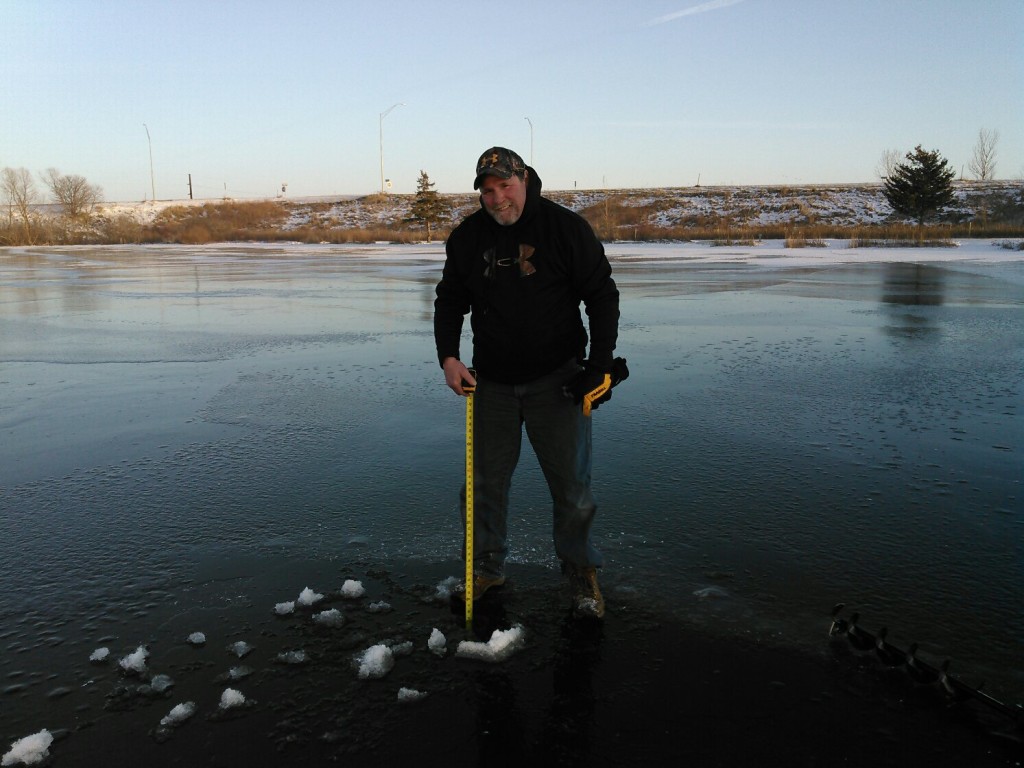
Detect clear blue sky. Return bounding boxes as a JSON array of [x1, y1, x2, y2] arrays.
[[3, 0, 1022, 201]]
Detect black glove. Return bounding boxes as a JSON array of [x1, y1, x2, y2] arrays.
[[564, 357, 629, 416]]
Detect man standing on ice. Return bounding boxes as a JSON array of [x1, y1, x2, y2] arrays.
[[434, 146, 624, 619]]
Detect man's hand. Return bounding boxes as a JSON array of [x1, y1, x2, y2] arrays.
[[564, 358, 629, 415], [443, 357, 476, 396]]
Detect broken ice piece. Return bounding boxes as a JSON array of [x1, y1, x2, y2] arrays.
[[219, 688, 246, 709], [1, 729, 53, 766], [455, 624, 526, 663], [118, 645, 149, 674], [227, 640, 254, 659], [160, 701, 196, 727], [340, 579, 365, 598], [276, 650, 308, 665], [428, 628, 447, 657], [313, 608, 344, 628], [397, 687, 428, 703], [355, 644, 394, 679]]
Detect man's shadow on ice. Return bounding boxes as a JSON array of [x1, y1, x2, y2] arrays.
[[453, 590, 605, 765]]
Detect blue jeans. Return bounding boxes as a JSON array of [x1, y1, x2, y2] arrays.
[[461, 358, 604, 577]]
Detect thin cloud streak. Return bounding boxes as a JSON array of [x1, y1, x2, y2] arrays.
[[647, 0, 747, 26]]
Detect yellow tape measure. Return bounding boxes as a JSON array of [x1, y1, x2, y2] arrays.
[[464, 373, 476, 629]]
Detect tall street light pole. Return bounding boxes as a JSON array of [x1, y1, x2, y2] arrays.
[[379, 102, 405, 194], [524, 117, 533, 165], [143, 123, 155, 202]]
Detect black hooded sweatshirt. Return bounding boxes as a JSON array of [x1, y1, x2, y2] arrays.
[[434, 168, 619, 385]]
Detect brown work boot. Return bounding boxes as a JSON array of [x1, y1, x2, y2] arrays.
[[452, 573, 506, 602], [565, 564, 605, 619]]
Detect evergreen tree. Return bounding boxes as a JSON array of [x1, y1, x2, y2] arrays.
[[407, 170, 449, 242], [882, 145, 956, 229]]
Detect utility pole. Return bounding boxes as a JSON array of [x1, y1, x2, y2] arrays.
[[379, 102, 405, 194], [143, 123, 155, 201], [188, 173, 193, 200], [524, 117, 533, 165]]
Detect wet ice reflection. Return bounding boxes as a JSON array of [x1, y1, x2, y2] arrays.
[[0, 243, 1021, 737]]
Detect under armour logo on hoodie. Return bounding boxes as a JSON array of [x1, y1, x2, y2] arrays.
[[518, 244, 536, 277]]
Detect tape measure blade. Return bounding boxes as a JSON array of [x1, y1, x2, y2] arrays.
[[465, 392, 474, 624]]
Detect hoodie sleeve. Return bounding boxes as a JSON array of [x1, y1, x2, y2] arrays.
[[572, 216, 619, 371], [433, 228, 472, 366]]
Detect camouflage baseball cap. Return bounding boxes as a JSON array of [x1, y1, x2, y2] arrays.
[[474, 147, 527, 189]]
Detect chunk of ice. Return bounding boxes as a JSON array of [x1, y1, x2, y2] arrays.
[[219, 688, 246, 709], [428, 628, 447, 657], [159, 701, 196, 727], [274, 601, 295, 615], [187, 632, 206, 646], [1, 729, 53, 766], [277, 650, 308, 665], [89, 647, 109, 663], [434, 576, 459, 601], [390, 640, 413, 657], [397, 687, 428, 703], [118, 645, 149, 673], [149, 674, 174, 693], [227, 641, 254, 659], [355, 644, 394, 679], [227, 666, 253, 680], [693, 586, 729, 599], [340, 579, 365, 598], [297, 587, 323, 606], [313, 608, 344, 628], [456, 624, 526, 663]]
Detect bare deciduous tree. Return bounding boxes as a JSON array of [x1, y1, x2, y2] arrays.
[[876, 148, 902, 181], [41, 168, 103, 220], [1, 167, 41, 242], [968, 128, 999, 181]]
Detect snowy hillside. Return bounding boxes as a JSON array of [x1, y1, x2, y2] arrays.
[[94, 181, 1021, 234]]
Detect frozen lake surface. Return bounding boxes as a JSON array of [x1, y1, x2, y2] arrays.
[[1, 241, 1022, 762]]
